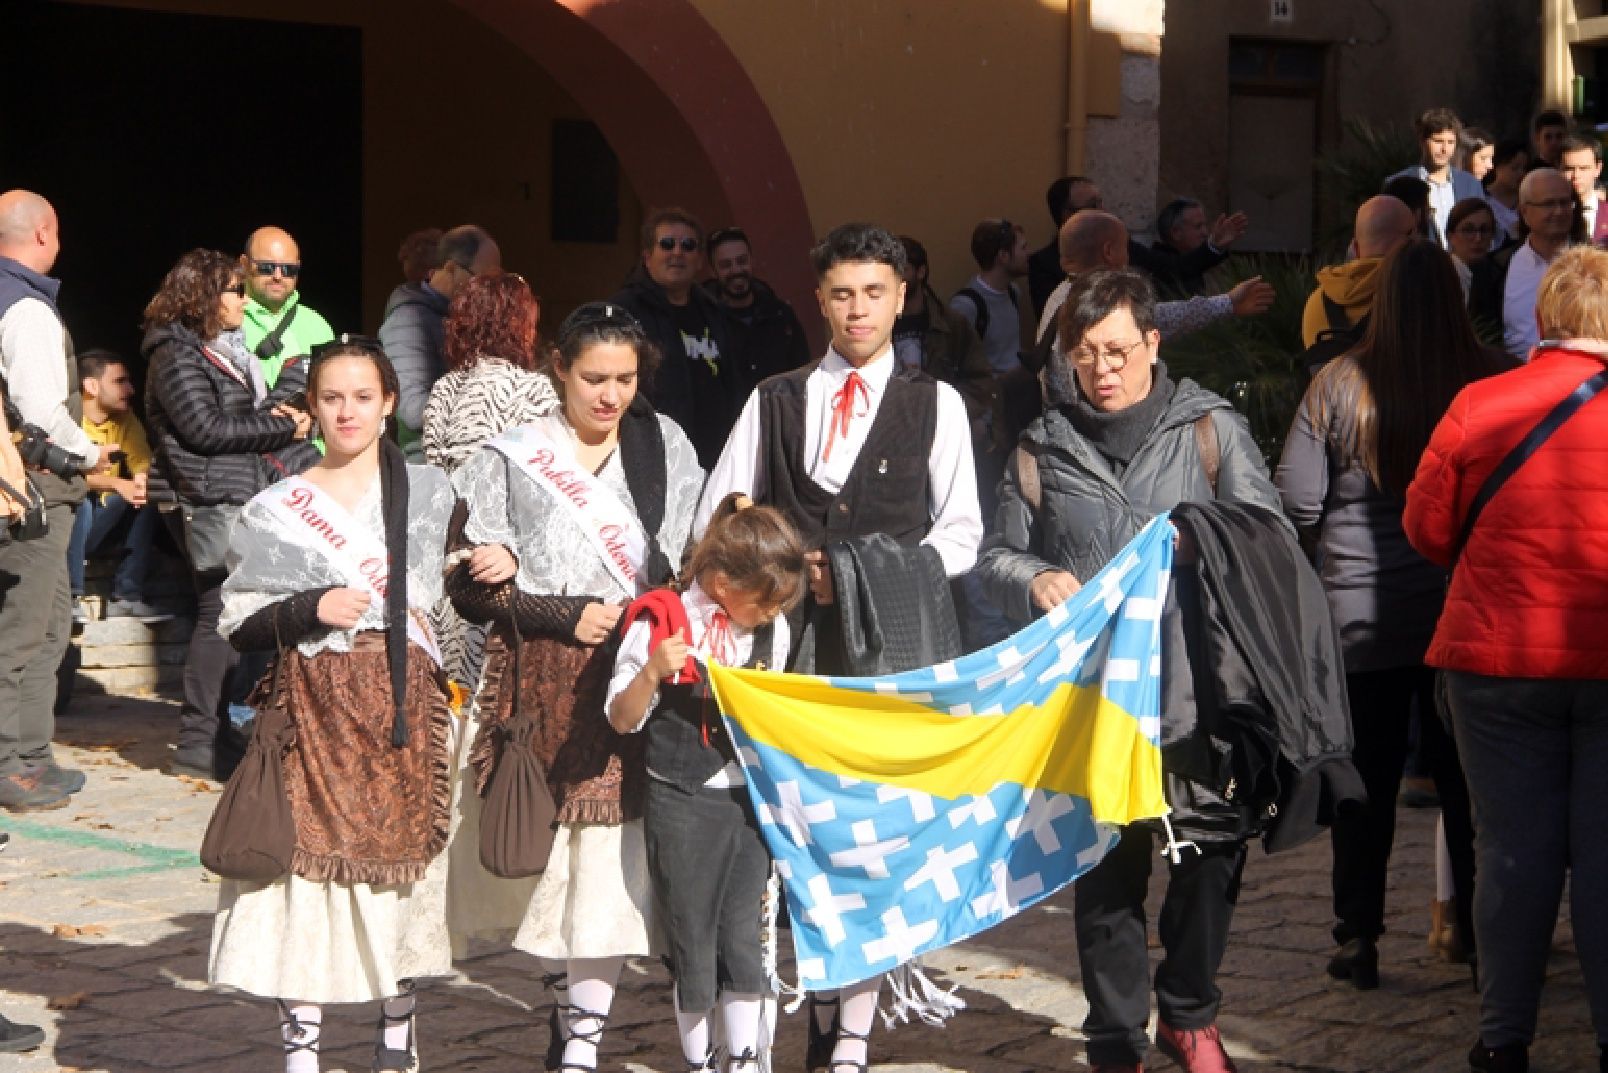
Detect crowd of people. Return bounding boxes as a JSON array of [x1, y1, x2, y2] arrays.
[[0, 94, 1603, 1073]]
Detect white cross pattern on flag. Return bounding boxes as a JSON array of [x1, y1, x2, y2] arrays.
[[764, 779, 837, 846], [861, 906, 940, 967], [829, 818, 910, 879], [1004, 789, 1077, 854], [970, 860, 1045, 920], [903, 841, 980, 902], [949, 792, 999, 828], [803, 872, 867, 947], [876, 783, 936, 822]]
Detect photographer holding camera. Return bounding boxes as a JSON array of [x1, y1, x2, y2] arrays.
[[0, 190, 106, 812]]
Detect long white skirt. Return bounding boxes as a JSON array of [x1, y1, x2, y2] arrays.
[[512, 819, 660, 961], [443, 715, 540, 956], [207, 715, 474, 1004]]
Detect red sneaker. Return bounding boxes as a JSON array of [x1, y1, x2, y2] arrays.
[[1156, 1022, 1237, 1073]]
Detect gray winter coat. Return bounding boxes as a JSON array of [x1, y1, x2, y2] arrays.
[[976, 376, 1287, 842], [978, 377, 1284, 624]]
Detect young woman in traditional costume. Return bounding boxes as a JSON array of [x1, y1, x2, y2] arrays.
[[448, 302, 703, 1072], [209, 337, 469, 1073]]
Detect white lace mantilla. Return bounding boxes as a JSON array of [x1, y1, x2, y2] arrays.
[[452, 410, 703, 603], [217, 464, 456, 659]]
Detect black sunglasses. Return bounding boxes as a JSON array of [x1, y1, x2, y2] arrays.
[[252, 260, 301, 279], [656, 236, 700, 253]]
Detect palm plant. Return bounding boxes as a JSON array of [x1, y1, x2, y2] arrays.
[[1160, 253, 1318, 464]]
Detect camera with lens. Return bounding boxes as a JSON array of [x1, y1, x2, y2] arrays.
[[4, 397, 86, 480]]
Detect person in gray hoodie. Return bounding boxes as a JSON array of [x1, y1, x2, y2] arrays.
[[378, 224, 500, 456]]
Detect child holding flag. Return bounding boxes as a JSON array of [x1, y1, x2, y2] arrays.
[[607, 493, 806, 1072]]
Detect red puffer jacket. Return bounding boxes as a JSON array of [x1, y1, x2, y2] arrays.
[[1404, 346, 1608, 679]]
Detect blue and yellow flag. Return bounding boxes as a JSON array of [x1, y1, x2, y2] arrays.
[[709, 514, 1174, 991]]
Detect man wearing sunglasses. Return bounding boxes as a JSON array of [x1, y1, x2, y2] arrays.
[[379, 224, 500, 458], [611, 207, 743, 469], [238, 226, 335, 389]]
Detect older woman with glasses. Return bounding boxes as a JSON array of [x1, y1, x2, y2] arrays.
[[143, 249, 314, 781], [979, 268, 1284, 1073]]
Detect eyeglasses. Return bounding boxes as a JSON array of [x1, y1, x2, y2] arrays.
[[656, 236, 700, 253], [222, 283, 246, 296], [1524, 197, 1575, 211], [707, 227, 748, 251], [1069, 337, 1148, 370], [252, 260, 301, 279]]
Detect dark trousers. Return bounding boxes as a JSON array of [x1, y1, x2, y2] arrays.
[[176, 571, 236, 760], [644, 778, 771, 1011], [1331, 666, 1477, 954], [1075, 823, 1248, 1066], [0, 503, 73, 775], [1448, 671, 1608, 1050]]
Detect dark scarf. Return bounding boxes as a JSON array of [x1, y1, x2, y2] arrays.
[[1064, 361, 1177, 470], [617, 395, 672, 585], [378, 437, 412, 747]]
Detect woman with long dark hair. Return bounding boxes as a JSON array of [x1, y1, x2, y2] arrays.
[[1276, 238, 1510, 989], [448, 302, 703, 1073], [143, 249, 313, 780]]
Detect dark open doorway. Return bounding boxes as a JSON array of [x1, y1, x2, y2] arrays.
[[0, 0, 362, 373]]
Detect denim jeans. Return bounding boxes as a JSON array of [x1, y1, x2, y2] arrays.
[[68, 493, 157, 601]]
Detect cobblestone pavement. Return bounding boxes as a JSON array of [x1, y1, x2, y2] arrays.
[[0, 693, 1595, 1072]]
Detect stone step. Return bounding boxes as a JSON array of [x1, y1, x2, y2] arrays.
[[79, 641, 189, 670], [76, 615, 196, 646], [73, 663, 184, 696]]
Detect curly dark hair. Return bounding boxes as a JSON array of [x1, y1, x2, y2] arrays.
[[444, 273, 540, 372], [142, 249, 239, 339]]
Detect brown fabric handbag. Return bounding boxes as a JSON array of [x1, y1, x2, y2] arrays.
[[478, 618, 559, 878], [200, 632, 297, 882]]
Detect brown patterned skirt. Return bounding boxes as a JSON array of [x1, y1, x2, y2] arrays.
[[471, 629, 645, 825], [274, 634, 452, 886]]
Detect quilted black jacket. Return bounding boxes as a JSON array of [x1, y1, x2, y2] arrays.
[[142, 322, 309, 506]]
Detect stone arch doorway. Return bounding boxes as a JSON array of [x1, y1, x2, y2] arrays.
[[448, 0, 820, 344]]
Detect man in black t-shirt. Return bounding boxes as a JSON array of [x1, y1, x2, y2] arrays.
[[612, 208, 743, 468]]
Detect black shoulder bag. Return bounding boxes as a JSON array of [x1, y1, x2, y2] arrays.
[[254, 303, 299, 362]]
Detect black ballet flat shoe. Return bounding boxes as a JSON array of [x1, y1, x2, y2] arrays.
[[1326, 937, 1379, 990]]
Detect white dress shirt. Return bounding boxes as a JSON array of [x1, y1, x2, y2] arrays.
[[695, 346, 983, 577], [1503, 241, 1554, 359], [0, 299, 102, 465], [608, 581, 791, 787]]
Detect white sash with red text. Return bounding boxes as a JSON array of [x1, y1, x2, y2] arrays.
[[256, 475, 442, 666], [485, 421, 650, 596]]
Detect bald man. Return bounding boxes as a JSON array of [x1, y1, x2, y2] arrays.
[[1300, 196, 1418, 346], [239, 226, 335, 388], [0, 189, 99, 811], [1035, 210, 1273, 351]]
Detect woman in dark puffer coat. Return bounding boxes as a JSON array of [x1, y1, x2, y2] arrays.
[[142, 248, 314, 780]]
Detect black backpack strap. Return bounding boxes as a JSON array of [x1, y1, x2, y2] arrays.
[[1320, 293, 1349, 332], [1452, 364, 1608, 569], [254, 302, 299, 362], [957, 287, 989, 340]]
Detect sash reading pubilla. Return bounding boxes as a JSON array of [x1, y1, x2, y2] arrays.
[[485, 422, 650, 596]]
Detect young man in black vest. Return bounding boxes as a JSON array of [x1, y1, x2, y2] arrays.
[[695, 222, 983, 1073]]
